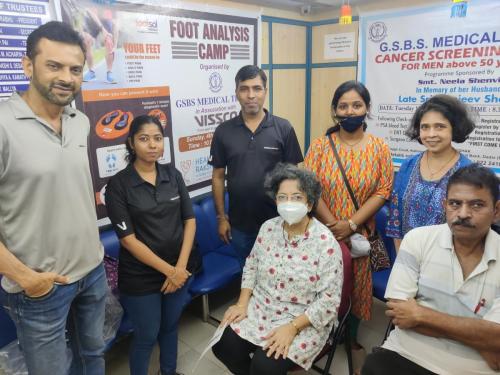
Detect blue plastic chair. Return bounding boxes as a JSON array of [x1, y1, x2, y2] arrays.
[[196, 193, 237, 258], [372, 205, 397, 301], [189, 196, 242, 324], [0, 280, 17, 349], [100, 230, 121, 259]]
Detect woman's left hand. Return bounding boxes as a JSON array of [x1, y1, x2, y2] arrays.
[[169, 267, 191, 289], [161, 267, 191, 294], [330, 220, 353, 241], [263, 323, 297, 360]]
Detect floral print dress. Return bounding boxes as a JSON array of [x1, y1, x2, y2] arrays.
[[231, 216, 343, 370], [386, 152, 472, 239]]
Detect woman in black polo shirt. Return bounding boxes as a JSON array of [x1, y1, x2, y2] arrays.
[[106, 115, 197, 375]]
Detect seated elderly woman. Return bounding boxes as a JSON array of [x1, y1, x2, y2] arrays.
[[212, 163, 344, 375]]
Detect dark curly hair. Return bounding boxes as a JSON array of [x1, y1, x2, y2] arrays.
[[406, 95, 476, 144], [264, 163, 322, 216]]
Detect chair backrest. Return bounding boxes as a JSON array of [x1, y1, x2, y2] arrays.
[[338, 241, 353, 317], [375, 205, 397, 264], [0, 279, 17, 348], [193, 202, 217, 256], [194, 193, 239, 259], [199, 196, 226, 250], [100, 230, 120, 259]]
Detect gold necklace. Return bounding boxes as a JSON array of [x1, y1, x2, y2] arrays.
[[426, 150, 458, 177], [283, 216, 311, 240], [338, 133, 364, 147]]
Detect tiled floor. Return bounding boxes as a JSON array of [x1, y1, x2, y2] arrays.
[[106, 282, 390, 375]]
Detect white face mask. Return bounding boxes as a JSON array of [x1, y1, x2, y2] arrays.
[[277, 202, 308, 225]]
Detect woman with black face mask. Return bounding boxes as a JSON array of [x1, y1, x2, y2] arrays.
[[304, 80, 394, 375]]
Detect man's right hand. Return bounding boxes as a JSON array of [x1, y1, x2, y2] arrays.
[[21, 271, 69, 298], [218, 218, 231, 244]]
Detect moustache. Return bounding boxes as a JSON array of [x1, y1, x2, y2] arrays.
[[51, 81, 75, 90], [451, 217, 475, 228]]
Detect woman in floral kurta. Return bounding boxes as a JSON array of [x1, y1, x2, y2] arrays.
[[212, 164, 343, 374], [304, 81, 393, 374]]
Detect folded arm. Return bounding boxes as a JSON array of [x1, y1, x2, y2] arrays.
[[387, 298, 500, 370]]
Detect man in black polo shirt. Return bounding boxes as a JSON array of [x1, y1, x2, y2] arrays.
[[209, 65, 303, 267]]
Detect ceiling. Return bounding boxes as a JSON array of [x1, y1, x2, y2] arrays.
[[227, 0, 375, 15]]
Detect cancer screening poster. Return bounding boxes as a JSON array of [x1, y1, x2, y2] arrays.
[[359, 0, 500, 173]]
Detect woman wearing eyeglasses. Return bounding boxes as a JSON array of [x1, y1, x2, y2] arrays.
[[212, 163, 343, 375]]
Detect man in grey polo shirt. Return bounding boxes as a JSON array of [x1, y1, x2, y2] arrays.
[[0, 22, 106, 375], [363, 164, 500, 375]]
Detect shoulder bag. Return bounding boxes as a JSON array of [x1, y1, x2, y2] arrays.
[[327, 134, 391, 272]]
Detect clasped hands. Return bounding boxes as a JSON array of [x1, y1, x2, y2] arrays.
[[161, 266, 191, 294], [221, 303, 298, 360]]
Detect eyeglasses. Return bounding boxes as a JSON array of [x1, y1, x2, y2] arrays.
[[276, 194, 306, 203]]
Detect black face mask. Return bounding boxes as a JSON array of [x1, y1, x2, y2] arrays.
[[336, 114, 366, 133]]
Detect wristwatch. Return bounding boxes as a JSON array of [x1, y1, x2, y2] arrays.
[[348, 219, 358, 232]]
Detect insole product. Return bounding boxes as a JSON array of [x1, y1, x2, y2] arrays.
[[102, 110, 120, 125], [95, 110, 134, 140]]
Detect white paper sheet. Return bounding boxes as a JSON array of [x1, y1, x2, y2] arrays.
[[191, 322, 228, 374]]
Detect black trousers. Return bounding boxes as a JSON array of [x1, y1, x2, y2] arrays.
[[212, 326, 295, 375], [362, 348, 437, 375]]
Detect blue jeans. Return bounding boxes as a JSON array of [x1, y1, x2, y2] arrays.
[[230, 228, 258, 268], [2, 263, 107, 375], [120, 277, 193, 375]]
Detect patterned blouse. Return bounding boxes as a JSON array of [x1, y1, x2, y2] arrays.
[[231, 217, 343, 370], [386, 152, 472, 239]]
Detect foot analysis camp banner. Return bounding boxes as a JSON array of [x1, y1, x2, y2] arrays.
[[359, 0, 499, 173], [60, 0, 258, 223]]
